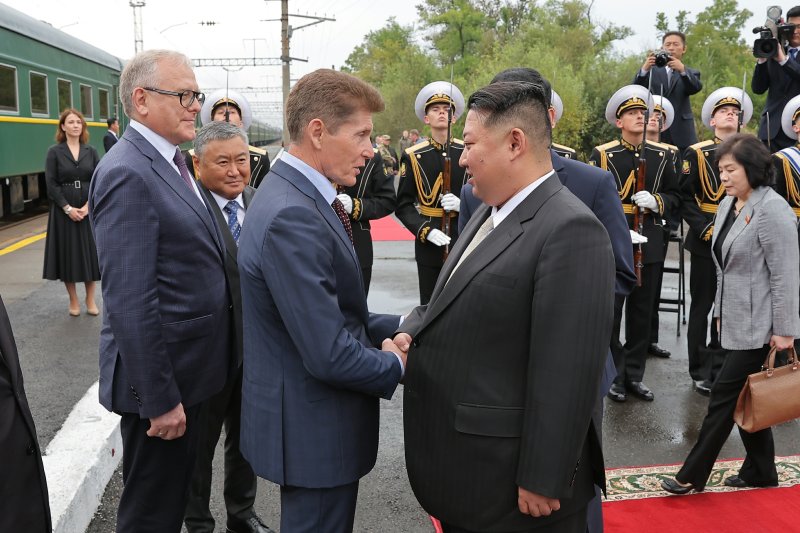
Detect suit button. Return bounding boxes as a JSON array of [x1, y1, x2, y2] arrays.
[[412, 339, 420, 348]]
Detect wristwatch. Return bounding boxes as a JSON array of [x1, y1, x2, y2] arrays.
[[63, 205, 73, 214]]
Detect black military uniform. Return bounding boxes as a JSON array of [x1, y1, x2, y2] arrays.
[[773, 146, 800, 218], [590, 137, 680, 393], [682, 138, 725, 385], [551, 142, 577, 159], [339, 149, 397, 294], [396, 137, 469, 304]]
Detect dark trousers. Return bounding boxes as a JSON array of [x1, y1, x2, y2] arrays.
[[676, 346, 778, 490], [361, 266, 372, 296], [686, 253, 719, 381], [440, 506, 587, 533], [418, 264, 442, 305], [184, 367, 257, 533], [280, 481, 359, 533], [614, 263, 662, 383], [118, 405, 202, 533], [649, 261, 664, 345]]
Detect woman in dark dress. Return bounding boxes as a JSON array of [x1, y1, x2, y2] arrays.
[[42, 108, 101, 316]]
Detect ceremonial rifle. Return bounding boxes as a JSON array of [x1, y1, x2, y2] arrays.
[[441, 67, 455, 260], [633, 79, 654, 287], [738, 72, 747, 132]]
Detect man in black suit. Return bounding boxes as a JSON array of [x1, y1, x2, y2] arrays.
[[396, 81, 615, 533], [752, 6, 800, 152], [184, 122, 273, 533], [0, 295, 51, 532], [103, 116, 119, 153], [634, 31, 702, 152]]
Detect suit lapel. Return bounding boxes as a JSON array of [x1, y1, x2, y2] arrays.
[[201, 186, 239, 264], [720, 188, 768, 265]]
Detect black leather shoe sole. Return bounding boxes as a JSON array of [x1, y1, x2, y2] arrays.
[[661, 478, 703, 495], [607, 384, 627, 403], [723, 475, 778, 488], [626, 382, 654, 401], [694, 380, 712, 396], [648, 343, 671, 358]]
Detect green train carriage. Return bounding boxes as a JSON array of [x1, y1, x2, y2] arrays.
[[0, 2, 124, 219]]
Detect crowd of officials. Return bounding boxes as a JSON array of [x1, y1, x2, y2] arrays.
[[5, 9, 800, 533]]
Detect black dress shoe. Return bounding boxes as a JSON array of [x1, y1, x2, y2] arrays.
[[661, 478, 702, 495], [723, 475, 778, 488], [626, 381, 654, 401], [648, 343, 671, 358], [607, 383, 627, 402], [227, 515, 276, 533], [694, 380, 712, 396]]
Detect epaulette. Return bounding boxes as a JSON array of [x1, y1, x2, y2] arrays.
[[595, 140, 620, 151], [551, 142, 575, 152], [373, 147, 379, 154], [249, 145, 267, 155], [450, 138, 464, 145], [688, 139, 716, 151], [646, 140, 673, 150], [406, 140, 430, 155], [664, 143, 679, 152]]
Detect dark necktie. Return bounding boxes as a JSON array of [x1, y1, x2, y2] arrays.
[[791, 48, 798, 60], [172, 148, 195, 190], [331, 198, 354, 245], [223, 200, 241, 245]]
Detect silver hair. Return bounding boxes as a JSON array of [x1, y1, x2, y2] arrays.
[[193, 121, 249, 158], [119, 50, 194, 117]]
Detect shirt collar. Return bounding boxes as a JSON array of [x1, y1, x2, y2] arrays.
[[620, 137, 641, 152], [209, 190, 244, 213], [128, 120, 180, 170], [491, 170, 555, 228], [281, 151, 337, 204]]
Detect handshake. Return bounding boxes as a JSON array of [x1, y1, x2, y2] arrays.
[[381, 332, 413, 371]]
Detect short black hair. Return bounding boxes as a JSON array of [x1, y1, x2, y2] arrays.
[[107, 117, 117, 128], [662, 31, 686, 45], [787, 6, 800, 19], [467, 81, 551, 147], [491, 68, 552, 108], [715, 133, 774, 188]]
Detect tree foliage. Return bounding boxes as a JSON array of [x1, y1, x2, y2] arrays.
[[342, 0, 760, 159]]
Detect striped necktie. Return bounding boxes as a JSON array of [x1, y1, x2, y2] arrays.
[[223, 200, 241, 245]]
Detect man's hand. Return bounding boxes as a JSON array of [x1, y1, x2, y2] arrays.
[[641, 53, 656, 73], [336, 193, 353, 214], [382, 338, 407, 369], [518, 487, 560, 517], [775, 45, 787, 63], [629, 229, 649, 245], [146, 402, 186, 440], [393, 332, 412, 353], [632, 191, 658, 211], [667, 57, 685, 74], [426, 228, 451, 247], [441, 193, 461, 213]]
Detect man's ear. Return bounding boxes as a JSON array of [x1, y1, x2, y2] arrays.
[[132, 87, 148, 116], [508, 128, 527, 159], [548, 107, 557, 129], [308, 119, 324, 149]]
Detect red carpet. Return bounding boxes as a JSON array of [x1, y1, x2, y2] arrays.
[[370, 216, 414, 241]]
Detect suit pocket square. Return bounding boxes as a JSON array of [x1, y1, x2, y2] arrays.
[[454, 403, 523, 438]]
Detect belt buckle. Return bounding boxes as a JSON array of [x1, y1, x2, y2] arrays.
[[74, 181, 81, 189]]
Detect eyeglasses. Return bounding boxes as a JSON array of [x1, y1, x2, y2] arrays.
[[142, 87, 205, 108]]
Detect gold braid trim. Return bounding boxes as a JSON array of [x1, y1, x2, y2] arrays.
[[779, 155, 800, 208], [703, 225, 714, 241], [408, 156, 442, 207], [351, 198, 362, 220], [419, 226, 431, 243], [697, 149, 725, 201], [418, 206, 457, 217], [793, 207, 800, 218], [654, 194, 664, 215], [619, 170, 635, 200]]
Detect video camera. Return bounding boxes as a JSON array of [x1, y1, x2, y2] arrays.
[[653, 50, 672, 68], [753, 5, 797, 59]]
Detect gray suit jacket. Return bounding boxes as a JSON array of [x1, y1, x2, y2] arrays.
[[712, 187, 800, 350]]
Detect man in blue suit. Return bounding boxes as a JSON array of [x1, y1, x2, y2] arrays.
[[458, 68, 636, 533], [90, 50, 231, 533], [238, 69, 406, 533]]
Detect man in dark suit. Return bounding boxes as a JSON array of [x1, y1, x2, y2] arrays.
[[396, 81, 615, 532], [752, 6, 800, 152], [633, 31, 702, 152], [90, 49, 231, 533], [0, 295, 51, 533], [103, 116, 118, 153], [335, 148, 396, 294], [237, 69, 407, 533], [183, 122, 273, 533], [457, 67, 635, 533]]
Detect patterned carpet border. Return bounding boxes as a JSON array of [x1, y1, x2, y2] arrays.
[[605, 454, 800, 501]]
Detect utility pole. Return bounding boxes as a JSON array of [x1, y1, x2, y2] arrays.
[[130, 1, 146, 53]]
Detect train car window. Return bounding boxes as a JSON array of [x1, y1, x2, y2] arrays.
[[58, 79, 72, 113], [99, 88, 109, 119], [0, 64, 18, 113], [80, 84, 93, 119], [30, 72, 49, 116]]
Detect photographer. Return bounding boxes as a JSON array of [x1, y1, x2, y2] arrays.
[[752, 6, 800, 152], [634, 31, 702, 152]]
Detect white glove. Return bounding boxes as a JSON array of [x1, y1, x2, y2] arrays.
[[440, 193, 461, 213], [336, 193, 353, 214], [631, 191, 658, 211], [629, 230, 649, 244], [426, 228, 452, 247]]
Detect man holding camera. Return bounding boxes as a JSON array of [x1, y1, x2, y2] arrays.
[[752, 6, 800, 152], [634, 31, 702, 153]]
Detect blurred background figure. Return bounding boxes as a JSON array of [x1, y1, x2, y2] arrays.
[[103, 117, 119, 153], [42, 108, 101, 317]]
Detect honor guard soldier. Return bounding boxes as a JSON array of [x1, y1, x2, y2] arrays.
[[549, 90, 577, 159], [335, 148, 396, 294], [396, 81, 469, 304], [683, 87, 753, 395], [589, 85, 681, 403], [773, 94, 800, 218], [187, 89, 271, 187]]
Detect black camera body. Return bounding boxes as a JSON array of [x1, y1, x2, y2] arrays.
[[654, 49, 672, 68], [753, 6, 797, 59]]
